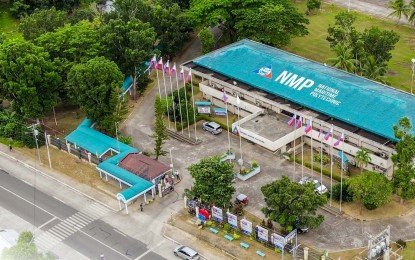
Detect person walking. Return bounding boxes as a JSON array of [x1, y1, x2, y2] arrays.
[[140, 203, 144, 212], [9, 144, 12, 152], [100, 253, 105, 260]]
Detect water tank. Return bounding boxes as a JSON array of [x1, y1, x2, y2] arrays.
[[375, 245, 382, 255]]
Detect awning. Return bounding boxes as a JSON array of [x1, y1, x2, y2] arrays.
[[195, 101, 212, 106], [338, 151, 349, 162]]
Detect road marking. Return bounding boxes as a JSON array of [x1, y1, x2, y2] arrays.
[[53, 196, 65, 204], [134, 240, 166, 260], [22, 179, 33, 186], [35, 216, 57, 231], [113, 228, 127, 237]]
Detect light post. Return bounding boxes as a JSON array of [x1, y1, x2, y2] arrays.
[[411, 58, 415, 94], [168, 147, 174, 172], [348, 0, 351, 12]]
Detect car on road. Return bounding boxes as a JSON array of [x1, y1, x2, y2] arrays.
[[174, 245, 200, 260], [202, 121, 222, 135], [298, 176, 328, 195]]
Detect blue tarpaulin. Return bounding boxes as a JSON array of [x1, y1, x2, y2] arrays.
[[193, 39, 415, 142]]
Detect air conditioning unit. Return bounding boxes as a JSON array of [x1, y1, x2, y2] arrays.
[[380, 152, 388, 159]]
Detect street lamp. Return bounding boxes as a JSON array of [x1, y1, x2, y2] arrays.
[[168, 147, 174, 172], [411, 58, 415, 94]]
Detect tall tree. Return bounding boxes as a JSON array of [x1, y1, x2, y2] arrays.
[[327, 43, 356, 73], [326, 11, 358, 48], [0, 39, 61, 118], [388, 0, 410, 24], [188, 0, 308, 46], [10, 0, 80, 18], [1, 231, 50, 260], [199, 27, 215, 54], [348, 171, 393, 210], [18, 7, 67, 41], [186, 156, 235, 208], [152, 96, 168, 160], [392, 117, 415, 200], [408, 0, 415, 25], [360, 27, 399, 65], [354, 148, 372, 173], [362, 55, 388, 83], [66, 57, 124, 134], [307, 0, 321, 14], [261, 176, 326, 233]]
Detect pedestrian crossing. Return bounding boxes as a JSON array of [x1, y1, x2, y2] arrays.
[[35, 202, 112, 251]]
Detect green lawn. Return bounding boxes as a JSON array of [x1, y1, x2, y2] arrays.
[[403, 241, 415, 259], [285, 2, 415, 92], [0, 2, 20, 39]]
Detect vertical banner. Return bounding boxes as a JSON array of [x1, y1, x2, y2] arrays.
[[284, 229, 297, 244], [256, 225, 269, 242], [211, 206, 223, 222], [240, 219, 252, 235], [227, 212, 238, 229], [272, 233, 285, 249]]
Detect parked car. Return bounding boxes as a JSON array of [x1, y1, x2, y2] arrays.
[[174, 245, 200, 260], [236, 193, 249, 206], [298, 176, 327, 195], [202, 121, 222, 135]]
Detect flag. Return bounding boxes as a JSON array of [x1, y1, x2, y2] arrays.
[[170, 63, 176, 76], [233, 126, 239, 135], [324, 128, 332, 141], [185, 69, 192, 83], [149, 55, 156, 69], [287, 114, 295, 126], [318, 128, 323, 138], [222, 91, 228, 103], [156, 57, 163, 70], [296, 117, 302, 129], [163, 60, 170, 73], [304, 120, 312, 134], [236, 94, 241, 105], [179, 67, 184, 80], [334, 133, 344, 146]]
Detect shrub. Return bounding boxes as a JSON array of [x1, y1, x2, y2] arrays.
[[233, 233, 241, 240], [252, 161, 258, 168], [313, 154, 330, 164], [266, 219, 273, 229], [224, 223, 231, 233], [206, 221, 213, 226], [331, 182, 354, 202], [396, 239, 407, 248]]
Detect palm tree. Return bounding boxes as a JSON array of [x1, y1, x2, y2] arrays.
[[408, 0, 415, 25], [355, 148, 372, 173], [327, 43, 356, 73], [388, 0, 410, 24], [362, 55, 388, 84]]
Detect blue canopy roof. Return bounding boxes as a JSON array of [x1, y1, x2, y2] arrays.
[[193, 39, 415, 142]]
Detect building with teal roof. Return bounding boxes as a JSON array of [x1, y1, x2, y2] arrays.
[[184, 39, 412, 177]]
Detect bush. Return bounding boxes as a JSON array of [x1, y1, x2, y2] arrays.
[[233, 233, 241, 240], [313, 154, 330, 165], [224, 223, 231, 233], [206, 221, 213, 227], [396, 239, 407, 248], [252, 161, 258, 168], [297, 159, 341, 182], [331, 182, 354, 202]]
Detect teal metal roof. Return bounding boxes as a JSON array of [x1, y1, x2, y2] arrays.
[[122, 76, 133, 92], [192, 39, 415, 142]]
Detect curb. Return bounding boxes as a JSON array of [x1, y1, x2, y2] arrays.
[[0, 150, 118, 212]]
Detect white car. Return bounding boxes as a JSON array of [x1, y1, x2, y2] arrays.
[[298, 177, 328, 195], [202, 121, 222, 135], [174, 245, 200, 260]]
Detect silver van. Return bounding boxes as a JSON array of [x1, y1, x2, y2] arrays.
[[174, 245, 200, 260], [202, 121, 222, 135]]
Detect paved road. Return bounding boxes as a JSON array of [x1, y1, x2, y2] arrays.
[[0, 166, 165, 260]]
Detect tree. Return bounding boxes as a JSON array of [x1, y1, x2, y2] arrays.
[[392, 117, 415, 200], [1, 231, 51, 260], [152, 97, 168, 160], [66, 57, 124, 134], [199, 27, 215, 54], [18, 7, 67, 41], [354, 148, 372, 173], [234, 2, 309, 47], [0, 39, 61, 118], [10, 0, 80, 18], [307, 0, 321, 14], [69, 8, 95, 24], [188, 0, 308, 46], [388, 0, 410, 24], [327, 43, 356, 73], [348, 171, 393, 210], [327, 11, 358, 48], [186, 156, 235, 208], [360, 27, 399, 65], [408, 0, 415, 25], [261, 176, 326, 233], [362, 55, 388, 83]]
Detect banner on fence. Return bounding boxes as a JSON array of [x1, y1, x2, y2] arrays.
[[257, 225, 268, 242], [272, 233, 285, 249], [227, 212, 237, 229], [211, 206, 223, 222], [284, 229, 297, 244], [197, 106, 211, 114], [240, 219, 252, 235]]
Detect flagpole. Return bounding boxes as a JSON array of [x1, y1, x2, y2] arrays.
[[190, 69, 197, 140], [237, 96, 242, 161], [168, 70, 177, 131], [182, 68, 191, 138], [320, 122, 323, 188], [174, 65, 184, 135], [301, 120, 304, 180], [330, 125, 334, 207], [340, 131, 345, 213], [155, 64, 162, 98], [226, 101, 231, 153], [161, 60, 171, 129], [311, 119, 314, 179], [293, 116, 296, 181]]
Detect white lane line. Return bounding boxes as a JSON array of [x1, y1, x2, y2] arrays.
[[48, 229, 66, 240], [22, 179, 33, 186], [35, 216, 57, 231], [113, 228, 127, 237], [53, 196, 65, 204], [71, 215, 90, 225], [134, 240, 166, 260], [77, 212, 94, 222]]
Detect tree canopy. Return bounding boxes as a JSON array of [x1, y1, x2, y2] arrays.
[[0, 39, 61, 117], [261, 176, 326, 232], [66, 57, 124, 134], [186, 156, 235, 208], [188, 0, 308, 46], [10, 0, 80, 18], [1, 231, 51, 260]]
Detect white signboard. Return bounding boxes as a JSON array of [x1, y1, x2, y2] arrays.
[[285, 229, 297, 244], [272, 233, 285, 249], [256, 225, 268, 242], [197, 106, 211, 114], [227, 212, 237, 229], [240, 219, 252, 235], [211, 206, 223, 222]]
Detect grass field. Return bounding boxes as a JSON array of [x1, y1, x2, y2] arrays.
[[286, 2, 415, 92], [0, 2, 20, 39]]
